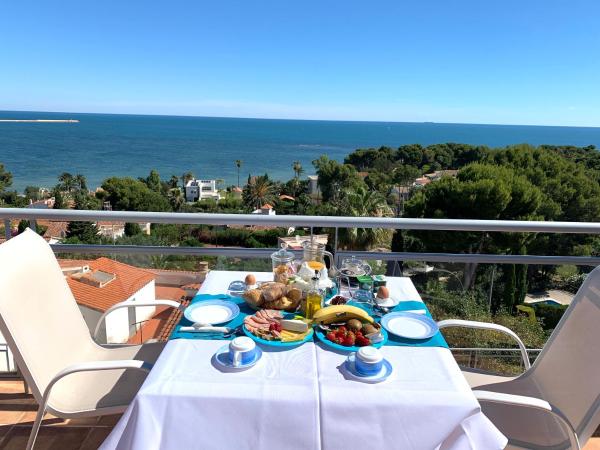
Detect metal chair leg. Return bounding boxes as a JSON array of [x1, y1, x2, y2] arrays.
[[26, 405, 45, 450]]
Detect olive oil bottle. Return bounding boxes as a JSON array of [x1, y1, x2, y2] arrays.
[[306, 271, 323, 320]]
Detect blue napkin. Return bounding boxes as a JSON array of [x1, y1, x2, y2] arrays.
[[170, 294, 254, 341]]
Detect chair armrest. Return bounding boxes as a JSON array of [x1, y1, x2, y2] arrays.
[[473, 390, 580, 450], [27, 360, 152, 450], [437, 319, 531, 370], [44, 361, 150, 413], [93, 299, 184, 341]]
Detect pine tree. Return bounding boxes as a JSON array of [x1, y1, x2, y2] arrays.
[[66, 221, 99, 243]]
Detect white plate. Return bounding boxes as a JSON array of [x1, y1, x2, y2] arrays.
[[183, 300, 240, 325], [381, 312, 438, 340]]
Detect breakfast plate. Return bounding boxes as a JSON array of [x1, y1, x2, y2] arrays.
[[342, 353, 393, 383], [243, 324, 314, 348], [315, 327, 388, 353], [380, 312, 438, 340], [184, 300, 240, 325]]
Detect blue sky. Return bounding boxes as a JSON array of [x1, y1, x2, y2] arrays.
[[1, 0, 599, 126]]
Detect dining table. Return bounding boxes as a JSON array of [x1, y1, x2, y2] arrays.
[[101, 270, 507, 450]]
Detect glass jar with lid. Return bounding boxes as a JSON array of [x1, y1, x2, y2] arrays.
[[271, 244, 296, 283]]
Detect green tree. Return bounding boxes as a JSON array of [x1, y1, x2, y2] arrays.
[[235, 160, 242, 187], [145, 170, 162, 193], [312, 155, 363, 202], [52, 185, 66, 209], [181, 171, 194, 190], [242, 174, 277, 210], [125, 222, 142, 236], [24, 186, 41, 201], [404, 164, 544, 289], [337, 186, 393, 250], [58, 172, 75, 193], [74, 174, 88, 192], [292, 161, 303, 179], [0, 163, 12, 193], [168, 187, 185, 211], [101, 177, 171, 212], [66, 221, 100, 243], [168, 175, 180, 189]]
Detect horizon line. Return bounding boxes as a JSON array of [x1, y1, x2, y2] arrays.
[[1, 108, 599, 130]]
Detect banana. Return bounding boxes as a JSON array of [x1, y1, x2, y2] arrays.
[[312, 305, 373, 325]]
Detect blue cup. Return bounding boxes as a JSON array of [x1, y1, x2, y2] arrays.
[[354, 347, 383, 376], [229, 337, 257, 367]]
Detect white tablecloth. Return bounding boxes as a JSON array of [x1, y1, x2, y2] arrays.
[[102, 271, 506, 450]]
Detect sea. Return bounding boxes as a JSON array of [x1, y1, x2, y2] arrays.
[[1, 110, 600, 192]]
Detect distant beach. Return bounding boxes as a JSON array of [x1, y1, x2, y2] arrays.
[[0, 119, 79, 123], [1, 110, 599, 192]]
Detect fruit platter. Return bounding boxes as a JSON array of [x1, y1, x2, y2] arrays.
[[242, 309, 314, 347], [313, 305, 388, 352]]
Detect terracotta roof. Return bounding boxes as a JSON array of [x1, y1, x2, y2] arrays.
[[261, 203, 273, 209], [42, 221, 68, 240], [279, 195, 295, 201], [156, 286, 186, 300], [128, 285, 189, 344], [60, 257, 155, 312], [232, 186, 243, 192]]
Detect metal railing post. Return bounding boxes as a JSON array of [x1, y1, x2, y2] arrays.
[[3, 219, 10, 240]]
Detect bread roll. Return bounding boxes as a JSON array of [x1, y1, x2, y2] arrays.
[[262, 283, 286, 302], [242, 289, 262, 307]]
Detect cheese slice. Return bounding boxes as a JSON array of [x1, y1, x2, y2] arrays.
[[280, 319, 309, 333]]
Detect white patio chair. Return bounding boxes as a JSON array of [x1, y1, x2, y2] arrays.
[[438, 265, 600, 449], [0, 229, 183, 450]]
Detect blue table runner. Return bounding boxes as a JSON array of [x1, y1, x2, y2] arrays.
[[170, 294, 448, 348]]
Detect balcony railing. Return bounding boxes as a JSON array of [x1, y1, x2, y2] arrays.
[[2, 208, 600, 267], [1, 207, 597, 376]]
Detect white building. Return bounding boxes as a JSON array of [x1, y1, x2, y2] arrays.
[[252, 204, 276, 215], [185, 179, 221, 202], [60, 258, 158, 344]]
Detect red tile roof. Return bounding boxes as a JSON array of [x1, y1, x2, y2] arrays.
[[128, 285, 193, 343], [59, 258, 155, 312]]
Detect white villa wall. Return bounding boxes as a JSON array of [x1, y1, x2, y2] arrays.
[[104, 281, 156, 343], [87, 280, 157, 344]]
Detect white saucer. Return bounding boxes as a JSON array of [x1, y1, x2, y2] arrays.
[[374, 297, 400, 308], [213, 344, 262, 371], [343, 353, 393, 383]]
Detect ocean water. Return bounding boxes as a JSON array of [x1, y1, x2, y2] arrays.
[[1, 110, 599, 192]]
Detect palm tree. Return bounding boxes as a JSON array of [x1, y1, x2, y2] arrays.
[[181, 171, 194, 190], [168, 187, 184, 211], [58, 172, 74, 193], [292, 161, 303, 179], [74, 174, 87, 192], [338, 186, 393, 250], [242, 175, 277, 210], [235, 160, 242, 187]]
